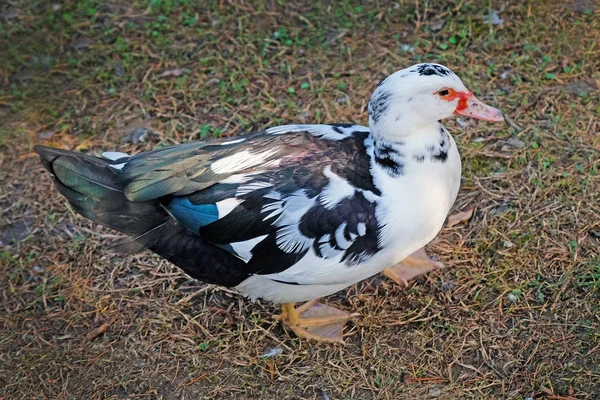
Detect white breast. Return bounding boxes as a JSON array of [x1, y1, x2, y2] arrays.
[[375, 136, 461, 266]]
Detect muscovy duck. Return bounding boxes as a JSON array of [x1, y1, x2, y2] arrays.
[[35, 63, 504, 343]]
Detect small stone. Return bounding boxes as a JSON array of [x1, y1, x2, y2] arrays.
[[429, 19, 446, 32], [52, 4, 62, 11], [113, 63, 125, 77], [428, 386, 442, 397], [1, 8, 21, 21], [507, 138, 525, 148], [457, 118, 475, 129], [33, 265, 44, 273], [68, 37, 92, 51], [121, 127, 158, 144], [500, 67, 514, 80], [507, 293, 518, 303], [440, 281, 454, 292], [38, 130, 55, 139], [12, 68, 35, 82], [484, 10, 503, 26], [336, 95, 349, 104], [298, 112, 310, 123], [160, 68, 187, 77], [503, 240, 514, 248]]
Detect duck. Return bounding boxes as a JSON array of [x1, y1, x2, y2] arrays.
[[35, 63, 504, 344]]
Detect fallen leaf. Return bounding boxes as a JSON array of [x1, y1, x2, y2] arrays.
[[160, 68, 187, 77], [446, 207, 475, 228], [86, 322, 109, 340]]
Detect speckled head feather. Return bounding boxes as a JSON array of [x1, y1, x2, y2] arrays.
[[368, 63, 467, 140]]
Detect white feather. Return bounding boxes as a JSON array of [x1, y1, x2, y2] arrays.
[[273, 190, 315, 254], [276, 224, 312, 254], [108, 163, 126, 171], [220, 171, 265, 184], [266, 124, 369, 141], [236, 181, 273, 196], [101, 151, 130, 161], [334, 223, 352, 250], [210, 149, 278, 174], [220, 138, 246, 146], [216, 198, 241, 218], [319, 166, 356, 209], [263, 190, 281, 200], [230, 235, 268, 262], [357, 222, 366, 236], [261, 201, 283, 221], [318, 234, 340, 259]]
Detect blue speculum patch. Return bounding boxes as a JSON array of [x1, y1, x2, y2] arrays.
[[168, 197, 219, 233]]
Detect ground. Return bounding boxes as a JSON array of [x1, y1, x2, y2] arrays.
[[0, 1, 599, 399]]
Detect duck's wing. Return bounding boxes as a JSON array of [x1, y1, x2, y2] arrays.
[[117, 124, 383, 284]]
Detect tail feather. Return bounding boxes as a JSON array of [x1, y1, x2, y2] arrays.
[[34, 145, 168, 237], [35, 145, 79, 172], [34, 145, 251, 287], [53, 155, 121, 199]]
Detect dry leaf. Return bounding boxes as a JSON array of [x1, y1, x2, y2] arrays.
[[86, 322, 109, 340], [446, 207, 475, 228]]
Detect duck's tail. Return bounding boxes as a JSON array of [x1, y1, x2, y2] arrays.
[[34, 145, 168, 237], [33, 145, 249, 286]]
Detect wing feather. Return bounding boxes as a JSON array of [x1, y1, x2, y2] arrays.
[[109, 124, 381, 277]]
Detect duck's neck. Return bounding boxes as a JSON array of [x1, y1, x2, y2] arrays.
[[371, 116, 441, 142], [370, 121, 450, 177], [371, 135, 407, 178]]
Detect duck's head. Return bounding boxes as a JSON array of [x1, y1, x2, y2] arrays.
[[369, 63, 504, 139]]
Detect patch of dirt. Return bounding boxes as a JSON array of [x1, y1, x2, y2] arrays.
[[0, 218, 34, 247], [565, 0, 598, 13], [562, 79, 598, 95]]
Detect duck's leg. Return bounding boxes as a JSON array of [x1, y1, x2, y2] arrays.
[[382, 247, 444, 286], [278, 301, 359, 344]]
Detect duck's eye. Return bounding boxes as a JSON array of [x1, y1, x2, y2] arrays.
[[438, 89, 449, 97]]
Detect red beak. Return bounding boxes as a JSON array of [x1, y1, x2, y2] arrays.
[[455, 94, 504, 122]]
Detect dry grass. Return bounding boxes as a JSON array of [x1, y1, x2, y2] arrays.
[[1, 1, 599, 399]]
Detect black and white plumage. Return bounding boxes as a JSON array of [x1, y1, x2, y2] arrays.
[[35, 63, 504, 305]]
